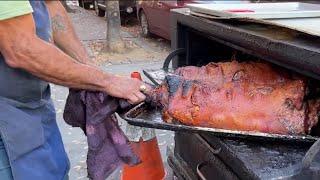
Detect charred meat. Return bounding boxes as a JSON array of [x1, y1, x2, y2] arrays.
[[148, 61, 320, 135]]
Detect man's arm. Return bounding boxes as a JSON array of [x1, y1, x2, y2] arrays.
[[0, 14, 146, 104], [46, 1, 90, 64]]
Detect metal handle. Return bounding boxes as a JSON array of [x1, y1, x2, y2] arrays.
[[196, 161, 212, 180], [162, 48, 185, 72]]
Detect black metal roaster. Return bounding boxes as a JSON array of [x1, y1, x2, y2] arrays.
[[122, 8, 320, 180]]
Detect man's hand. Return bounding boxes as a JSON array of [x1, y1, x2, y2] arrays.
[[107, 76, 150, 104]]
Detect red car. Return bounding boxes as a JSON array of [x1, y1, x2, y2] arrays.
[[137, 0, 191, 40], [137, 0, 249, 40]]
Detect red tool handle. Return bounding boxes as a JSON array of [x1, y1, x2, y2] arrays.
[[131, 72, 142, 81]]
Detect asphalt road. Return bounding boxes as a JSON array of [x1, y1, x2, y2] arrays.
[[53, 5, 173, 180]]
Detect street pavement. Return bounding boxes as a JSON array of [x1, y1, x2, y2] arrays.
[[53, 5, 173, 180]]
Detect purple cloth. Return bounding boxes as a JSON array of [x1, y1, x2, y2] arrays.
[[63, 89, 140, 180]]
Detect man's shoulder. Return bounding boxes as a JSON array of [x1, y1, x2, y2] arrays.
[[0, 1, 33, 21]]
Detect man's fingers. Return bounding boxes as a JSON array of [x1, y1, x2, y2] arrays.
[[127, 92, 146, 105], [143, 83, 153, 93], [128, 94, 139, 105], [135, 92, 146, 101]]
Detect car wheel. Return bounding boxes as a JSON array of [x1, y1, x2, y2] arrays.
[[94, 0, 105, 17], [139, 10, 150, 37], [83, 2, 91, 9], [78, 0, 91, 9], [78, 0, 84, 7]]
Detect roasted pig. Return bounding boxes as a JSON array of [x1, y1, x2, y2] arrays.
[[148, 61, 320, 135]]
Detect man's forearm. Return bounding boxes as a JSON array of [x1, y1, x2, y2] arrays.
[[0, 14, 108, 91], [46, 1, 91, 64], [7, 37, 146, 103], [11, 36, 111, 91]]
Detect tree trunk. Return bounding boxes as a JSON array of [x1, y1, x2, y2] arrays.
[[60, 0, 75, 13], [105, 0, 125, 53]]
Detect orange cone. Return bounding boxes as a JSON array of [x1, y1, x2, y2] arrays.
[[121, 72, 165, 180], [122, 138, 165, 180]]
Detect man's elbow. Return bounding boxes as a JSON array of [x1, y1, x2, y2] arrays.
[[3, 49, 28, 68], [3, 52, 22, 68], [2, 38, 36, 69]]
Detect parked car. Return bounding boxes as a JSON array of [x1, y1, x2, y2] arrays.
[[77, 0, 136, 20], [136, 0, 249, 40], [78, 0, 93, 9], [94, 0, 136, 18]]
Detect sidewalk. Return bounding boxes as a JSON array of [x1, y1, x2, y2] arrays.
[[68, 6, 170, 65]]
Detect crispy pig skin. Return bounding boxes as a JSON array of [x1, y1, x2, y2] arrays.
[[149, 61, 320, 135]]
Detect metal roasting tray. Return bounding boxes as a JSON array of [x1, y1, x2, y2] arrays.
[[122, 103, 319, 143], [123, 51, 320, 143]]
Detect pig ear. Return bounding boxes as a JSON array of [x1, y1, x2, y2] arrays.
[[165, 75, 182, 97]]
